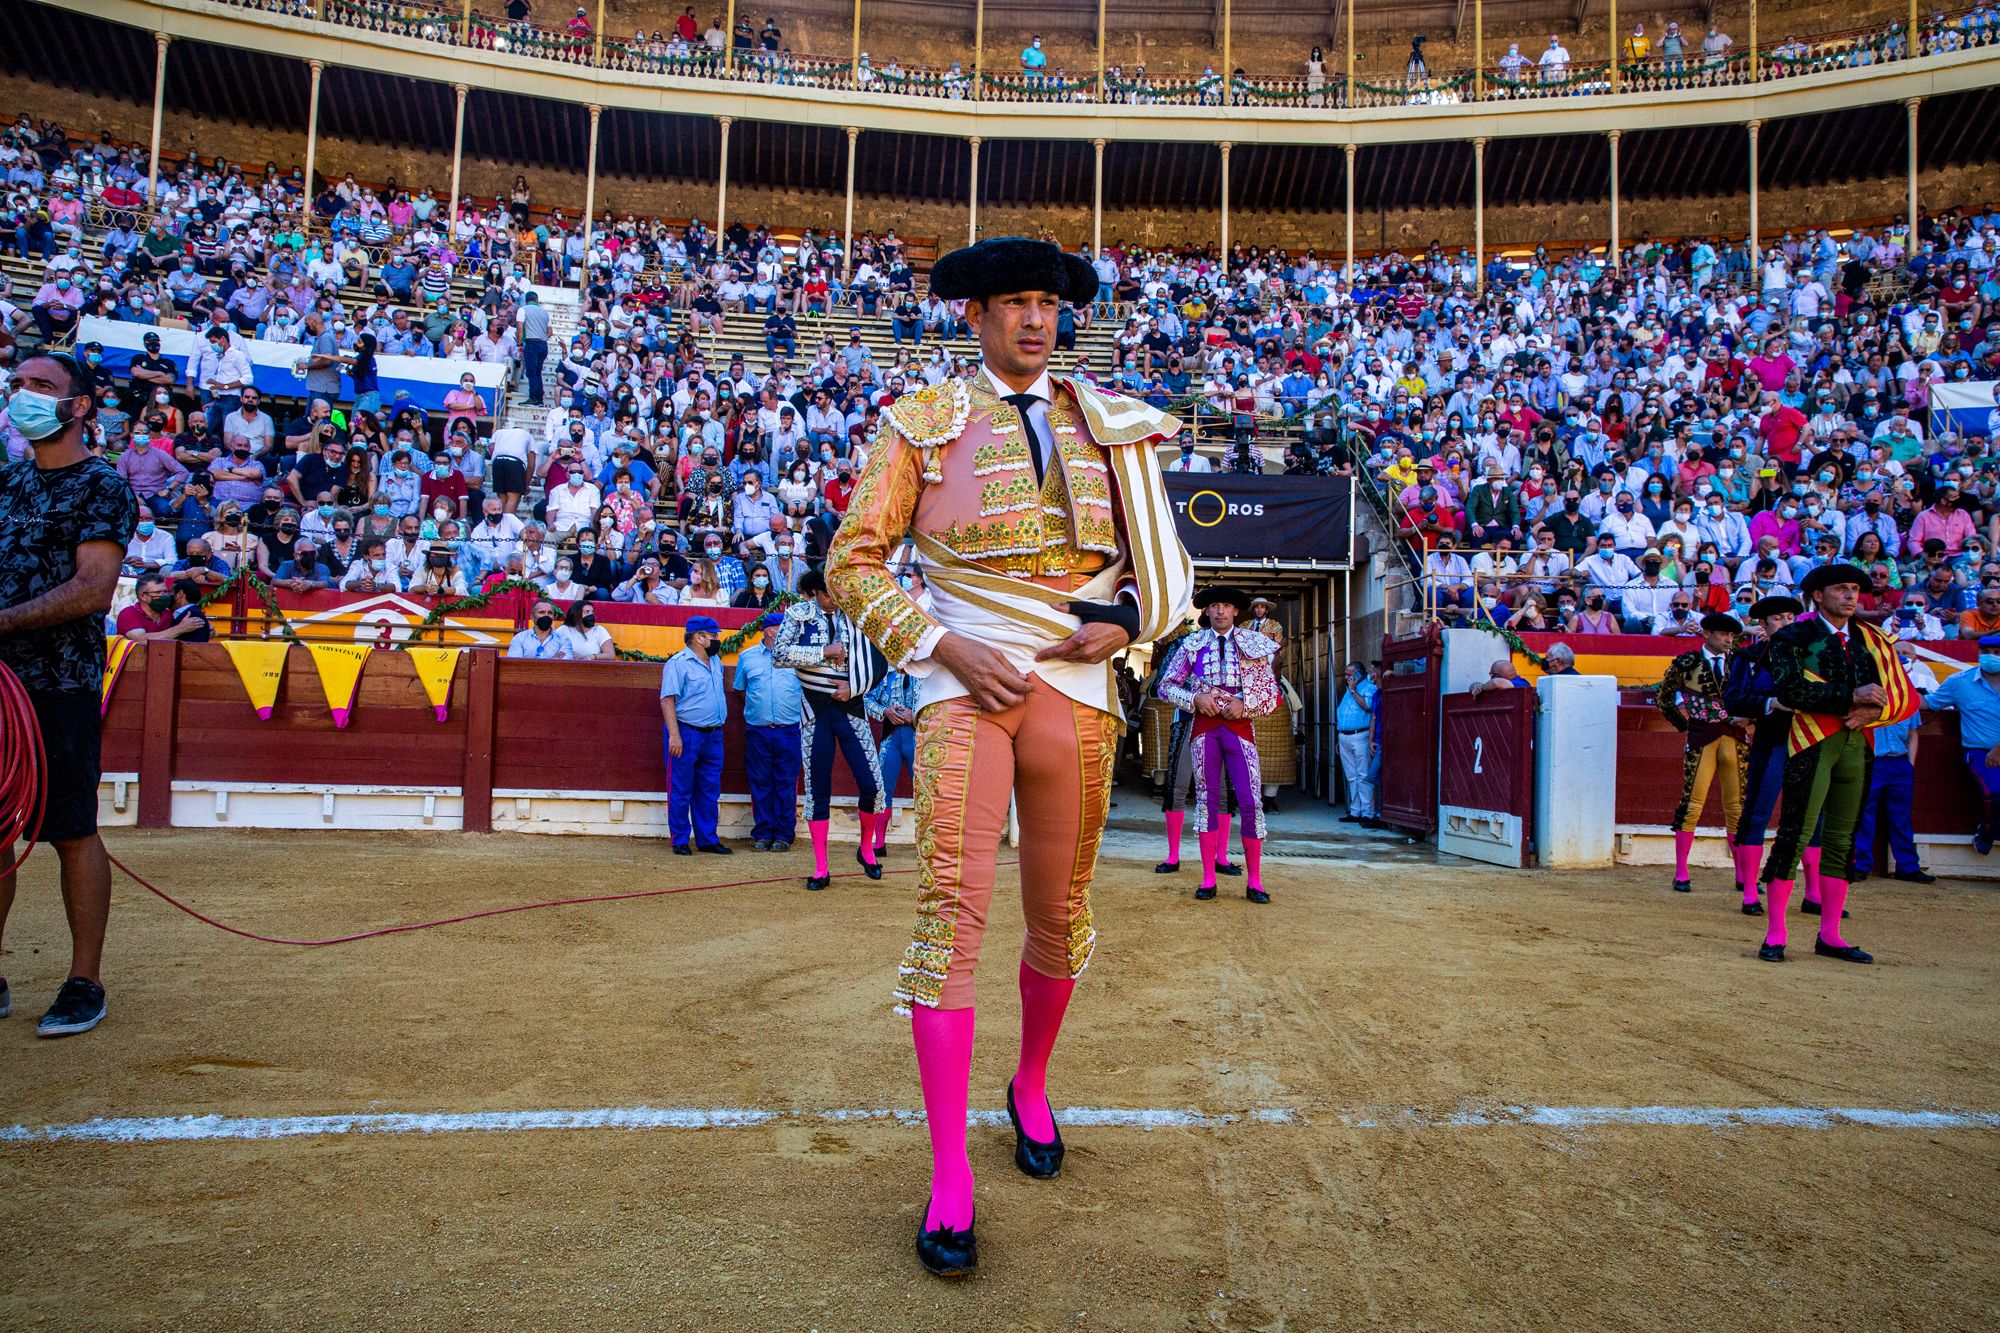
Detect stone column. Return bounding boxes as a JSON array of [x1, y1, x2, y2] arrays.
[[967, 135, 981, 244], [1744, 123, 1760, 260], [843, 127, 860, 284], [448, 83, 469, 229], [580, 104, 602, 291], [1092, 138, 1106, 255], [1907, 98, 1922, 249], [1344, 143, 1357, 281], [1473, 136, 1487, 294], [973, 0, 985, 99], [1607, 129, 1622, 270], [716, 115, 733, 245], [147, 34, 170, 205], [1746, 119, 1761, 257], [302, 60, 325, 223], [1218, 141, 1232, 274]]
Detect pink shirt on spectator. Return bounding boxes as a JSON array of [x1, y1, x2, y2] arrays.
[[1747, 353, 1796, 391], [1746, 510, 1801, 554], [1907, 505, 1975, 556]]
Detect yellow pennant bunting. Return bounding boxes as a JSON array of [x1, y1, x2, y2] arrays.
[[405, 647, 463, 722], [101, 636, 136, 716], [220, 639, 293, 720], [306, 642, 372, 729]]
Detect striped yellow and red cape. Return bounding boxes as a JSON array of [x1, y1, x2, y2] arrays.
[[1787, 621, 1920, 755]]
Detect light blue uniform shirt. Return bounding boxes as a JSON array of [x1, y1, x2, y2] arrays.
[[660, 647, 728, 728], [733, 642, 804, 728], [1871, 713, 1920, 758], [1336, 680, 1378, 731], [1925, 667, 2000, 749]]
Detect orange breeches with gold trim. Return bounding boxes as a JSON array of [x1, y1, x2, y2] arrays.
[[892, 676, 1120, 1015]]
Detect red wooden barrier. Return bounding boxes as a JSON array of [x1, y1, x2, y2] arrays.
[[105, 642, 907, 828], [1614, 706, 1983, 836]]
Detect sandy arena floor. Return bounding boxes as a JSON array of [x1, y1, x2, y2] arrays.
[[2, 828, 1997, 1331]]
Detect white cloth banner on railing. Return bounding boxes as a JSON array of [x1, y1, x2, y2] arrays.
[[1930, 381, 2000, 441], [78, 316, 508, 414]]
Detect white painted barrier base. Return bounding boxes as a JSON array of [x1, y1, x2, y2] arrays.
[[1438, 804, 1524, 867], [1615, 824, 2000, 882], [97, 780, 921, 843]]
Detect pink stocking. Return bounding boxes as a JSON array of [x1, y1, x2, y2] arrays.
[[1243, 837, 1265, 891], [1738, 844, 1764, 906], [1802, 846, 1823, 905], [810, 820, 830, 877], [1673, 829, 1695, 879], [1817, 877, 1853, 948], [858, 813, 879, 867], [1219, 812, 1234, 865], [912, 1006, 976, 1232], [1164, 811, 1185, 864], [1198, 829, 1221, 888], [1013, 960, 1073, 1144], [1764, 879, 1794, 948], [871, 810, 890, 854]]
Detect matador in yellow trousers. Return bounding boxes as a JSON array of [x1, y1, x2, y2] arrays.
[[827, 238, 1193, 1278]]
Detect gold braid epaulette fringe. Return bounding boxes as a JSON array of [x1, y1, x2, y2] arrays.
[[884, 379, 970, 484]]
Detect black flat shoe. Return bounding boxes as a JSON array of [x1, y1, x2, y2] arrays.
[[672, 844, 693, 857], [873, 846, 889, 861], [771, 841, 792, 853], [1216, 862, 1243, 877], [698, 842, 733, 855], [806, 875, 830, 891], [1814, 939, 1873, 964], [1742, 901, 1763, 916], [1246, 887, 1271, 904], [916, 1204, 977, 1277], [1894, 870, 1938, 884], [1194, 885, 1217, 900], [1154, 860, 1180, 874], [1672, 878, 1692, 893], [1006, 1079, 1064, 1179], [1800, 901, 1849, 919], [1758, 943, 1786, 963], [856, 848, 883, 880], [751, 839, 771, 851]]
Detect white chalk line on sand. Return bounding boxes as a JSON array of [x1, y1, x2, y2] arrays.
[[3, 1103, 1997, 1146]]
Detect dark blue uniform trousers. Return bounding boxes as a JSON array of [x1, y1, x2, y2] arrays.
[[666, 723, 726, 848], [1853, 753, 1919, 878], [745, 722, 801, 845]]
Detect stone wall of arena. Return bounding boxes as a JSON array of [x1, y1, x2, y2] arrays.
[[10, 66, 1996, 253]]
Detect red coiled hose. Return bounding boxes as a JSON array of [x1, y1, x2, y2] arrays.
[[0, 659, 47, 878]]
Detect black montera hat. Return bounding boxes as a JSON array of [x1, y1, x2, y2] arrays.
[[929, 237, 1098, 306]]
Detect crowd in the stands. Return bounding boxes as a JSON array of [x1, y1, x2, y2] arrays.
[[3, 110, 2000, 645]]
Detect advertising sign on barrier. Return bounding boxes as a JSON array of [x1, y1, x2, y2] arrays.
[[1162, 474, 1353, 566]]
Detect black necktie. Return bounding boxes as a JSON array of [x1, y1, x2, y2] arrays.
[[1003, 392, 1050, 484]]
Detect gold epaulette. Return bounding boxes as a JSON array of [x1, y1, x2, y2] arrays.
[[884, 379, 970, 484]]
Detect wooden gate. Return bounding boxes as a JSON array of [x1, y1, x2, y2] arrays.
[[1438, 686, 1537, 866], [1377, 625, 1441, 834]]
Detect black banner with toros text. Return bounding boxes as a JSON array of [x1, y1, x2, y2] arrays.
[[1161, 474, 1353, 566]]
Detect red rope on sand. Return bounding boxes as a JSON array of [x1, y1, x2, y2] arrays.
[[7, 656, 1007, 948], [104, 854, 913, 947]]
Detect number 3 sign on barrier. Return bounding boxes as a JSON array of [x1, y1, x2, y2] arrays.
[[1437, 687, 1537, 867]]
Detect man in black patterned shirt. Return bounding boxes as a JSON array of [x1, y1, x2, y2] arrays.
[[0, 352, 137, 1038]]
